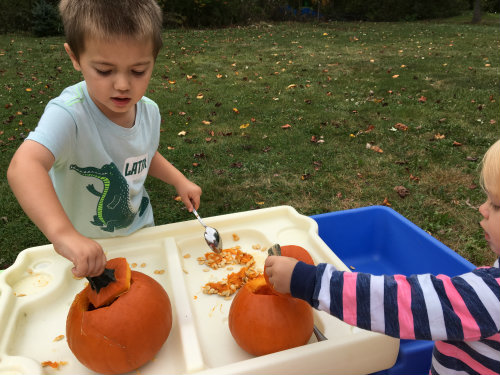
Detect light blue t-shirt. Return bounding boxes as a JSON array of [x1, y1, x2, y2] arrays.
[[26, 81, 159, 238]]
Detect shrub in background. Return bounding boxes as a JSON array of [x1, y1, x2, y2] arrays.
[[31, 0, 62, 37], [0, 0, 33, 33]]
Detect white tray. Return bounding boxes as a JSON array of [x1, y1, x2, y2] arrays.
[[0, 206, 399, 374]]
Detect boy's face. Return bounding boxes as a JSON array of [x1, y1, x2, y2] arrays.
[[479, 192, 500, 257], [64, 36, 155, 127]]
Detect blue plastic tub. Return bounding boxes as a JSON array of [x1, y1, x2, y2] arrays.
[[311, 205, 475, 375]]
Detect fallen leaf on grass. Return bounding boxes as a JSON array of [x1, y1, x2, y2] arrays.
[[395, 123, 408, 131], [310, 135, 324, 144], [366, 143, 383, 153], [418, 96, 427, 103], [434, 133, 445, 140], [281, 124, 292, 129], [240, 123, 250, 129], [409, 174, 420, 182], [382, 197, 391, 206], [394, 185, 410, 198]]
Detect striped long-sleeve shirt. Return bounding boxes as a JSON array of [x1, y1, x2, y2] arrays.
[[291, 258, 500, 375]]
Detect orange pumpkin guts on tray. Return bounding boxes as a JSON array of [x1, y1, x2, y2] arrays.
[[228, 245, 314, 356], [66, 257, 172, 375]]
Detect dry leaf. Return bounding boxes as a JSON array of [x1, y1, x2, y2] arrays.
[[434, 133, 445, 140], [366, 143, 383, 153], [394, 185, 410, 198], [281, 124, 292, 129], [395, 123, 408, 131], [240, 123, 250, 129], [178, 130, 187, 136]]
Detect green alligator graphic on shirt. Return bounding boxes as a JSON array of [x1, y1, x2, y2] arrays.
[[70, 163, 149, 232]]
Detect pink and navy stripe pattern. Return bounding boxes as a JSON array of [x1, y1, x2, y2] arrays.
[[291, 258, 500, 375]]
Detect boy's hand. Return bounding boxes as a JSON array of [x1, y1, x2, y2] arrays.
[[176, 180, 202, 212], [264, 256, 299, 294], [52, 232, 107, 278]]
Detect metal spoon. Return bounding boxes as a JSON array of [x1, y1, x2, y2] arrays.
[[192, 207, 223, 253], [267, 244, 328, 342]]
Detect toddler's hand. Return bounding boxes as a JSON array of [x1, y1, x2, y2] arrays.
[[265, 256, 299, 294], [176, 180, 202, 212], [52, 232, 107, 278]]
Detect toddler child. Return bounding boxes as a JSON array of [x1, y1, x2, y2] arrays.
[[266, 139, 500, 374], [7, 0, 202, 278]]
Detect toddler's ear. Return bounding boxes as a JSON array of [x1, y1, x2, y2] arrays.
[[64, 43, 81, 72]]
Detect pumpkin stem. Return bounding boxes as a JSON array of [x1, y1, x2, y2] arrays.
[[86, 268, 116, 293]]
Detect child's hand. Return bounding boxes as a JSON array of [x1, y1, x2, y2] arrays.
[[265, 256, 299, 294], [176, 180, 202, 212], [52, 232, 107, 278]]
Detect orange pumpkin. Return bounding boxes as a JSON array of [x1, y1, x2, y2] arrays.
[[264, 244, 315, 296], [228, 274, 313, 356], [66, 258, 172, 374]]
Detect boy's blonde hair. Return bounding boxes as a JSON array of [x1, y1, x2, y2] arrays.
[[59, 0, 163, 60], [480, 139, 500, 200]]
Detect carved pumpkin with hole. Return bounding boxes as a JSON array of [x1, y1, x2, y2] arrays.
[[66, 258, 172, 374], [228, 245, 315, 356]]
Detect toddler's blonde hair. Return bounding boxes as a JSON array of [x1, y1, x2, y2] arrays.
[[480, 139, 500, 200], [59, 0, 163, 60]]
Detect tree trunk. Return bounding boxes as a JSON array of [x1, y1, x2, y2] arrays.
[[472, 0, 482, 24]]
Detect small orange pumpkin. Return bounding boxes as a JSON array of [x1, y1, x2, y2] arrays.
[[228, 274, 313, 356], [264, 244, 315, 296], [66, 258, 172, 374]]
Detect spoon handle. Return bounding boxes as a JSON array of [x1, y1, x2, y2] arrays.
[[313, 325, 328, 341], [192, 207, 207, 228]]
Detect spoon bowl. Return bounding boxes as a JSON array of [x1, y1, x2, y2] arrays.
[[192, 208, 223, 253]]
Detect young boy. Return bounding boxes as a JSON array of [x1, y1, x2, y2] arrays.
[[266, 139, 500, 374], [7, 0, 201, 278]]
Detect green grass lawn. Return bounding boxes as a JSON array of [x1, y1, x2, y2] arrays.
[[1, 17, 499, 269]]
